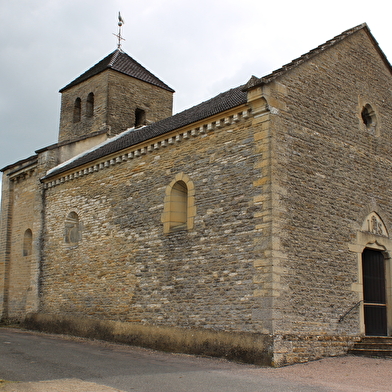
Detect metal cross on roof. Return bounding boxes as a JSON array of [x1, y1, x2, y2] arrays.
[[113, 12, 125, 50]]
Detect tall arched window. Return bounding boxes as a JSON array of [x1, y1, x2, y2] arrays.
[[86, 92, 94, 118], [170, 181, 188, 228], [23, 229, 32, 256], [65, 211, 81, 244], [162, 173, 196, 233], [73, 97, 81, 123]]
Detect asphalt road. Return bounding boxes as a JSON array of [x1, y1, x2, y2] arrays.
[[1, 327, 391, 391], [0, 327, 328, 392]]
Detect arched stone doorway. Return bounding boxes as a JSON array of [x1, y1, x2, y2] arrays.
[[349, 211, 392, 336]]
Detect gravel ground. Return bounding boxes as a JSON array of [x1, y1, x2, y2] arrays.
[[1, 355, 391, 391], [264, 355, 392, 391]]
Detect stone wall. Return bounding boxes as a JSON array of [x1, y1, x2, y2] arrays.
[[0, 170, 12, 320], [266, 28, 392, 363], [42, 106, 270, 336], [35, 28, 392, 365], [0, 159, 38, 320], [7, 173, 36, 319], [106, 71, 173, 131], [0, 149, 58, 322], [59, 72, 110, 143]]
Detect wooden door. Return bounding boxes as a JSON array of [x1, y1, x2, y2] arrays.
[[362, 249, 387, 336]]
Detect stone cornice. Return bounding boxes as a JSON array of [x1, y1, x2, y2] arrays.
[[8, 161, 38, 183]]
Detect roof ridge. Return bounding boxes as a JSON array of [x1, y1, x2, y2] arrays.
[[262, 23, 368, 83], [245, 23, 372, 89], [108, 49, 121, 67]]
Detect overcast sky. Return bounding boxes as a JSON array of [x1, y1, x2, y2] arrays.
[[1, 0, 391, 171]]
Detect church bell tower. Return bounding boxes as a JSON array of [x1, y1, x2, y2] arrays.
[[58, 46, 174, 144]]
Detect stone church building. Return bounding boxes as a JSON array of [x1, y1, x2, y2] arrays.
[[1, 23, 392, 366]]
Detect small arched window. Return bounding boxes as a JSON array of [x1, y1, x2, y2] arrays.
[[73, 98, 81, 123], [86, 92, 94, 118], [361, 104, 377, 134], [135, 108, 146, 128], [23, 229, 32, 256], [65, 211, 81, 244], [162, 173, 196, 233]]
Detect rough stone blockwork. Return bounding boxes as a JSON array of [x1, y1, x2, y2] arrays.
[[269, 30, 392, 365], [42, 117, 263, 333]]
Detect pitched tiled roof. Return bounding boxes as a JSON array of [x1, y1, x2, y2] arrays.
[[60, 49, 174, 92], [44, 85, 247, 179]]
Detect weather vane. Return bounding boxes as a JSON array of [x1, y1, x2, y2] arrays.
[[113, 12, 125, 50]]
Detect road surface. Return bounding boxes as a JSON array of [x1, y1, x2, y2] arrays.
[[1, 327, 391, 391]]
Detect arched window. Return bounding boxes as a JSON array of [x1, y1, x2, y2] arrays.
[[170, 181, 188, 228], [361, 104, 377, 134], [134, 108, 146, 128], [162, 173, 196, 233], [65, 211, 81, 244], [86, 92, 94, 118], [23, 229, 32, 256], [73, 98, 81, 123]]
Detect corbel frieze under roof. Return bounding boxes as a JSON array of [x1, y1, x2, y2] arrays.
[[8, 160, 38, 183], [43, 105, 254, 189]]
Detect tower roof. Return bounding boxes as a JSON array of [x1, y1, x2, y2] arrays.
[[60, 49, 174, 93]]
